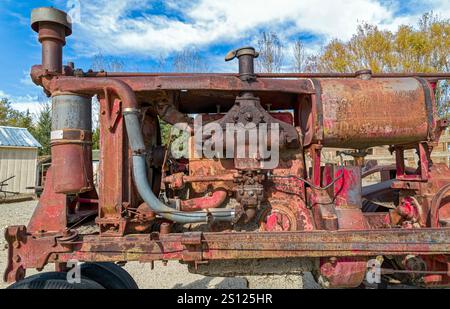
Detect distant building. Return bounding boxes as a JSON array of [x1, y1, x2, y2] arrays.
[[0, 126, 41, 196]]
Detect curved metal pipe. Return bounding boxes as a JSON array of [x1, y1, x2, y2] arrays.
[[124, 112, 235, 223], [170, 190, 228, 212], [49, 77, 139, 110], [49, 77, 235, 223], [430, 183, 450, 228]]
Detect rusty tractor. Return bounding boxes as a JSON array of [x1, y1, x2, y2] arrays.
[[4, 7, 450, 289]]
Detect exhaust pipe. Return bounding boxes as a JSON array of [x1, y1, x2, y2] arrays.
[[30, 5, 235, 224], [48, 77, 235, 223], [31, 7, 72, 73]]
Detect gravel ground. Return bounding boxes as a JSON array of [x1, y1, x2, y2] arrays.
[[0, 201, 319, 289]]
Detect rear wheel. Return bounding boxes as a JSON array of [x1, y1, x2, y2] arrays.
[[80, 262, 139, 289], [7, 272, 104, 289]]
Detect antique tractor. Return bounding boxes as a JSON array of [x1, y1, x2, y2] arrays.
[[4, 7, 450, 288]]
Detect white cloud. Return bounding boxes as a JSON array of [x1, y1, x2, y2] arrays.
[[0, 90, 10, 99], [11, 95, 42, 115], [0, 90, 43, 115], [20, 70, 34, 87], [69, 0, 450, 58]]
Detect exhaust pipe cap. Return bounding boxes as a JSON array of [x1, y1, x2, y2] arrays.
[[31, 7, 72, 36]]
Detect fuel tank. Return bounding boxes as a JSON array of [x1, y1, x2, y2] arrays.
[[303, 77, 435, 148]]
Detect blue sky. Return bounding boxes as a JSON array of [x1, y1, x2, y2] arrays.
[[0, 0, 449, 114]]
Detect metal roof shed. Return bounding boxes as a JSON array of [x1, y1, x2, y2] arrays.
[[0, 126, 41, 196]]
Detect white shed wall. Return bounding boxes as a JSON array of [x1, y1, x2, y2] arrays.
[[0, 147, 38, 194]]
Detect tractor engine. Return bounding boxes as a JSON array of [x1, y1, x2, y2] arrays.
[[4, 7, 450, 289]]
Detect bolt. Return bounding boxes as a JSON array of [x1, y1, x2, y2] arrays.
[[15, 255, 21, 263], [160, 222, 171, 235]]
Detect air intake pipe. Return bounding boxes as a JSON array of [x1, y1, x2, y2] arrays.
[[51, 93, 93, 194], [49, 77, 235, 223], [123, 110, 235, 223]]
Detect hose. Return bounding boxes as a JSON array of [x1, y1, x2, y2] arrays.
[[124, 111, 235, 223], [51, 77, 235, 224]]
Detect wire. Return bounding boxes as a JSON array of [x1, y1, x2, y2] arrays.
[[269, 151, 346, 191], [268, 172, 344, 191]]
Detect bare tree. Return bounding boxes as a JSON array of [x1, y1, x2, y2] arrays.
[[156, 53, 167, 72], [90, 53, 125, 149], [256, 32, 284, 73], [292, 40, 307, 72], [172, 47, 209, 73], [91, 53, 125, 72], [304, 55, 319, 73]]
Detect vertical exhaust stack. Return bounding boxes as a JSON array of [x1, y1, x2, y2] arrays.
[[31, 7, 72, 73], [225, 47, 259, 82], [31, 8, 94, 194]]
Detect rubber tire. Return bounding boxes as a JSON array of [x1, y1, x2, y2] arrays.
[[7, 272, 104, 289], [80, 263, 139, 289]]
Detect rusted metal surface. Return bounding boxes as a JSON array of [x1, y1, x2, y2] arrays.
[[421, 255, 450, 286], [51, 93, 94, 194], [4, 7, 450, 287], [315, 78, 435, 148], [225, 47, 259, 82], [85, 71, 450, 79], [96, 96, 129, 236], [178, 190, 228, 212], [209, 92, 300, 150], [27, 168, 67, 234], [31, 8, 71, 73], [318, 257, 367, 288], [4, 226, 450, 284], [317, 165, 369, 286], [4, 226, 73, 283]]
